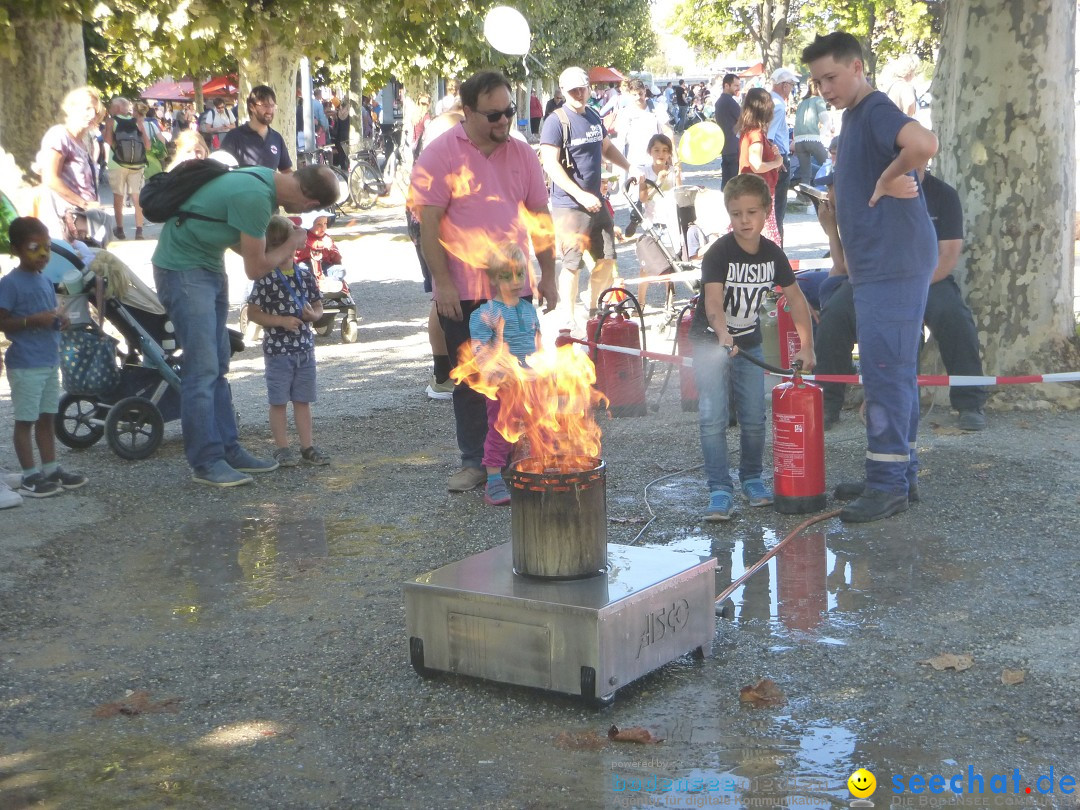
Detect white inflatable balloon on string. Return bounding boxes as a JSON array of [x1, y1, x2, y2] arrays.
[[484, 6, 532, 56]]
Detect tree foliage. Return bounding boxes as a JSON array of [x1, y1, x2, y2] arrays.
[[667, 0, 939, 76]]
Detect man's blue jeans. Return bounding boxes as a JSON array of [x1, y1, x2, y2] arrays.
[[154, 265, 240, 470], [694, 340, 767, 493]]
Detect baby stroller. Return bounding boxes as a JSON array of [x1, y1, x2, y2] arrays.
[[48, 245, 245, 460], [621, 177, 702, 331]]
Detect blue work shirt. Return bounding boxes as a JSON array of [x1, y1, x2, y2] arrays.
[[469, 299, 540, 363], [0, 268, 60, 368], [833, 91, 937, 283]]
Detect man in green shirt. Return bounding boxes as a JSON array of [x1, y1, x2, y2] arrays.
[[152, 164, 339, 486]]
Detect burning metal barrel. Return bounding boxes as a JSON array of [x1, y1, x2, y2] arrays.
[[508, 457, 607, 579]]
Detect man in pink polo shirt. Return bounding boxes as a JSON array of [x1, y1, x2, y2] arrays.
[[411, 70, 558, 493]]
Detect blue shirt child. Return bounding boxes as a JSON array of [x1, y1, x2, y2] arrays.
[[0, 269, 60, 369]]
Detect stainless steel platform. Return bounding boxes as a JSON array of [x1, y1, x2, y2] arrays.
[[404, 543, 717, 705]]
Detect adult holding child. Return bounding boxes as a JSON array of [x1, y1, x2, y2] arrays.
[[411, 70, 557, 493], [151, 164, 340, 487]]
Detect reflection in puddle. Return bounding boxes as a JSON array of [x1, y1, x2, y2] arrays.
[[171, 515, 330, 619], [646, 525, 975, 639]]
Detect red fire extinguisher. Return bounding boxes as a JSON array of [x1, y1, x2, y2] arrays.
[[586, 288, 647, 417], [776, 293, 802, 371], [772, 363, 826, 514], [677, 297, 698, 412]]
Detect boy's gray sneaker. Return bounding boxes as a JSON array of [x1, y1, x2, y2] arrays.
[[225, 447, 279, 473], [46, 467, 88, 490], [192, 460, 254, 488], [273, 447, 301, 467], [18, 473, 62, 499], [301, 445, 330, 466]]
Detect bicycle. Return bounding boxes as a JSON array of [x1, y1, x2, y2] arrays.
[[297, 145, 350, 217], [348, 123, 411, 210]]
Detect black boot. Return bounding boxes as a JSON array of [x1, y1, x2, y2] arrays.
[[834, 480, 919, 503], [840, 488, 909, 523]]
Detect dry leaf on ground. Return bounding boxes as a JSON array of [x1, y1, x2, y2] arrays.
[[607, 725, 663, 744], [918, 653, 974, 672], [1001, 668, 1026, 685], [739, 678, 785, 707], [92, 689, 181, 718], [554, 730, 608, 750], [609, 516, 648, 525]]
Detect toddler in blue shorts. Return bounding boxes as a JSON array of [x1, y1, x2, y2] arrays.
[[245, 215, 329, 467], [0, 217, 88, 498]]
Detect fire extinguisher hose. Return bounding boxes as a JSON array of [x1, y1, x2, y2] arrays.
[[714, 508, 842, 614]]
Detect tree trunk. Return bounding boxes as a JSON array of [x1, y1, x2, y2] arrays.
[[349, 50, 365, 150], [239, 32, 300, 168], [934, 0, 1080, 408], [761, 0, 790, 74], [0, 11, 86, 206]]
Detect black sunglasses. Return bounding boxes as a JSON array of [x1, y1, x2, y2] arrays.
[[477, 103, 516, 123]]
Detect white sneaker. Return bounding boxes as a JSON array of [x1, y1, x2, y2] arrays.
[[425, 376, 455, 401], [0, 481, 23, 510]]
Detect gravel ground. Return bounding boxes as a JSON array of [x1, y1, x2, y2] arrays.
[[2, 167, 1080, 809]]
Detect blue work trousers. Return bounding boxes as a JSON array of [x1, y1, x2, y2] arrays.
[[852, 275, 931, 495]]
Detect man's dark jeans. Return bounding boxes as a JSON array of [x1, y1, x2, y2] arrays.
[[720, 154, 738, 189], [815, 277, 988, 416]]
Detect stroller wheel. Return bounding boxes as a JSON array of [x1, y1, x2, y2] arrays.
[[105, 397, 165, 461], [341, 318, 360, 344], [314, 321, 334, 337], [55, 394, 105, 449]]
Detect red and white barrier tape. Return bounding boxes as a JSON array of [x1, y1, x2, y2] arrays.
[[563, 336, 1080, 386]]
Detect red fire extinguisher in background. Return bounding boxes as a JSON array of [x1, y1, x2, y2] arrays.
[[677, 297, 699, 412], [772, 361, 827, 514], [586, 288, 647, 417], [776, 293, 802, 371]]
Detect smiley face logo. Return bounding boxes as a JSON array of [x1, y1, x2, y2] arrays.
[[848, 768, 877, 798]]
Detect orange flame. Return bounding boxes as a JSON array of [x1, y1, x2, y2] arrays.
[[451, 337, 607, 473]]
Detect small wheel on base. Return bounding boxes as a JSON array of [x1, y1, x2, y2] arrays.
[[55, 394, 105, 449], [409, 637, 439, 679], [105, 397, 165, 460], [341, 318, 360, 343], [580, 665, 615, 710]]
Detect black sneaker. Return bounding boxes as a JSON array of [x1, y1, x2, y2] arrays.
[[47, 468, 88, 490], [18, 473, 62, 499]]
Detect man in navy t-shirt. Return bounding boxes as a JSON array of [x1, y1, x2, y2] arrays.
[[539, 66, 632, 330], [804, 31, 939, 523], [220, 85, 294, 173], [713, 73, 741, 189]]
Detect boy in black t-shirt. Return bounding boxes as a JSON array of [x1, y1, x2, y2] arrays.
[[691, 174, 816, 522]]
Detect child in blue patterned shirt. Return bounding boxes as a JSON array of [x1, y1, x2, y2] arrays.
[[246, 215, 329, 467]]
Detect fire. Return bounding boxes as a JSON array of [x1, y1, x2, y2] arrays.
[[451, 335, 607, 474]]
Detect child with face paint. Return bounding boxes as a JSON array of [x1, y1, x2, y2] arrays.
[[0, 217, 88, 498]]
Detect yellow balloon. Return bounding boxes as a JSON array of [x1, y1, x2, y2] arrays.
[[679, 121, 725, 165]]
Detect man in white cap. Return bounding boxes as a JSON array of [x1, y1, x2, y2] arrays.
[[539, 66, 632, 329], [768, 66, 799, 242]]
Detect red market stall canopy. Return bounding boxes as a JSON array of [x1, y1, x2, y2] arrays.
[[140, 75, 238, 102], [588, 66, 625, 84], [739, 63, 764, 78]]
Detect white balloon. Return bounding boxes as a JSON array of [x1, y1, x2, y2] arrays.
[[484, 6, 531, 56]]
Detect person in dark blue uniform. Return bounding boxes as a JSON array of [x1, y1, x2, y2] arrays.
[[803, 32, 939, 523], [813, 167, 989, 433]]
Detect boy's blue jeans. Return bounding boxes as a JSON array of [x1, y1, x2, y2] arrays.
[[694, 340, 767, 493], [154, 265, 240, 470]]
